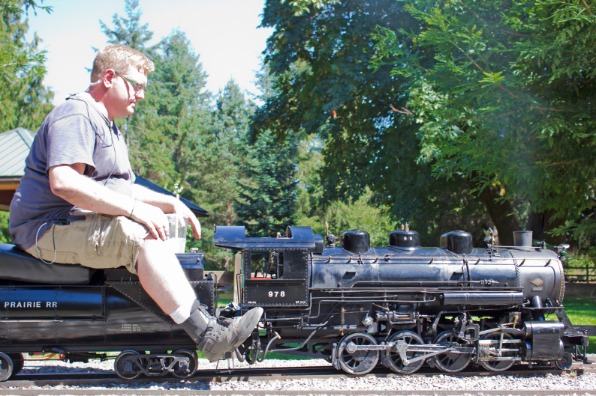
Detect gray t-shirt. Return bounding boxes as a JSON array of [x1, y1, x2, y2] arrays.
[[9, 93, 135, 250]]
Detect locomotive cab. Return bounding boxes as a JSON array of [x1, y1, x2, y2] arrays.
[[241, 249, 309, 307], [214, 226, 322, 308]]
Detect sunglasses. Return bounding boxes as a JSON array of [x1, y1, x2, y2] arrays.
[[114, 71, 147, 94]]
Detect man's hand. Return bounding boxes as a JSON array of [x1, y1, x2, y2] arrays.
[[170, 199, 202, 240], [129, 200, 170, 241], [130, 184, 202, 240]]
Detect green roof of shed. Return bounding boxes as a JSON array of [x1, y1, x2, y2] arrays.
[[0, 128, 35, 178]]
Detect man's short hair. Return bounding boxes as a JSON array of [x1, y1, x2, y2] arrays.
[[91, 44, 154, 82]]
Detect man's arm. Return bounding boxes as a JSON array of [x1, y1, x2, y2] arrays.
[[132, 184, 202, 239], [49, 164, 169, 240]]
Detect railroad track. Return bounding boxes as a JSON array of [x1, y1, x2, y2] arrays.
[[1, 361, 593, 392]]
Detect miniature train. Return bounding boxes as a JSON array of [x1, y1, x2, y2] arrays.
[[0, 226, 589, 380]]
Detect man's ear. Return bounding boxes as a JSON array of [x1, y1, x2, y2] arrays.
[[103, 69, 117, 88]]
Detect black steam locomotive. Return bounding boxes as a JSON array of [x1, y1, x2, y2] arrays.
[[0, 226, 589, 380]]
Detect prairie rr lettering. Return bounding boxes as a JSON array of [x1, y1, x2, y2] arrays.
[[4, 301, 58, 309], [121, 324, 141, 332]]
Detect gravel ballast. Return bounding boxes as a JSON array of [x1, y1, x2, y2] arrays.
[[8, 355, 596, 395]]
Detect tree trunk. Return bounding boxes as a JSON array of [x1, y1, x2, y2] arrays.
[[476, 185, 520, 246], [526, 211, 565, 245]]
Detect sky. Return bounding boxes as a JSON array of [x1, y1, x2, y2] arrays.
[[26, 0, 272, 105]]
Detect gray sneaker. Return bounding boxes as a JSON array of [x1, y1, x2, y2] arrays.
[[180, 303, 264, 362], [197, 307, 263, 362]]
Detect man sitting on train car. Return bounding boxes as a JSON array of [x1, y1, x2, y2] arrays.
[[8, 44, 262, 362]]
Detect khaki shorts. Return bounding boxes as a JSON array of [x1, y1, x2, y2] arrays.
[[25, 214, 149, 274]]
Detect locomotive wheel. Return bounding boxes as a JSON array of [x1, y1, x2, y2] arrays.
[[171, 349, 198, 378], [336, 333, 379, 375], [479, 333, 515, 372], [114, 350, 142, 380], [0, 352, 14, 382], [555, 352, 573, 370], [383, 330, 425, 374], [430, 331, 472, 373], [8, 354, 24, 377]]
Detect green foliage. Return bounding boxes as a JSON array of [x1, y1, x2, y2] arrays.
[[298, 188, 395, 246], [187, 80, 256, 267], [0, 0, 54, 240], [129, 29, 212, 192], [374, 0, 595, 247], [0, 212, 11, 243], [235, 130, 299, 237], [259, 0, 493, 244], [565, 250, 596, 270], [283, 0, 340, 16], [196, 80, 255, 226], [259, 0, 594, 248], [100, 0, 153, 50], [0, 0, 54, 131]]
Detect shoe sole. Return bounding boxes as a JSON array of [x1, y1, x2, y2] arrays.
[[230, 307, 264, 348], [203, 307, 264, 362]]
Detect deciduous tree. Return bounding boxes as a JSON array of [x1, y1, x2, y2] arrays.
[[372, 0, 595, 246], [257, 0, 491, 245]]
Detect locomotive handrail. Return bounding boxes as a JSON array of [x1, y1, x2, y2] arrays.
[[314, 256, 558, 265], [346, 280, 516, 287], [310, 285, 524, 292]]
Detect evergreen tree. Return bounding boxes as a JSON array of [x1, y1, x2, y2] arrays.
[[100, 0, 153, 51], [235, 130, 299, 236], [130, 29, 212, 193], [0, 0, 53, 131], [0, 0, 53, 243], [186, 80, 256, 269], [197, 80, 255, 227]]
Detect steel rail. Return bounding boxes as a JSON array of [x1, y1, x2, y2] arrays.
[[0, 362, 592, 390]]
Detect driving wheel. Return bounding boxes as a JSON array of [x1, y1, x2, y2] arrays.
[[479, 333, 516, 372], [336, 333, 379, 375], [383, 330, 425, 374], [430, 330, 473, 373]]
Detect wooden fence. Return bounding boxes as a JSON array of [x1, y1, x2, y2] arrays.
[[565, 267, 596, 284]]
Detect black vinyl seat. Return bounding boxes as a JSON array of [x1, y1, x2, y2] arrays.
[[0, 243, 94, 284]]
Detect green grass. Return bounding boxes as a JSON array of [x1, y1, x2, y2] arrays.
[[215, 289, 234, 308], [560, 297, 596, 325], [559, 296, 596, 354]]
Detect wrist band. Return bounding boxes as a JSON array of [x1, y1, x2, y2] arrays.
[[128, 198, 136, 218]]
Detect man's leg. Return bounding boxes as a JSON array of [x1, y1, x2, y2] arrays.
[[135, 237, 263, 362], [28, 216, 263, 362], [136, 238, 196, 316]]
